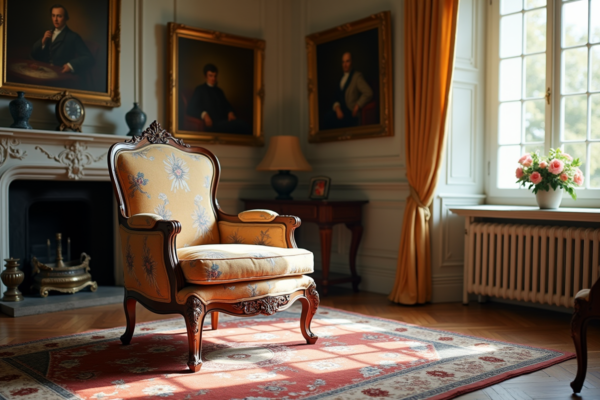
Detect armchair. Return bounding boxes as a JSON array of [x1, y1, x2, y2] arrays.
[[107, 121, 319, 372]]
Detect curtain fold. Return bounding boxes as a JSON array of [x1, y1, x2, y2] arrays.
[[389, 0, 459, 305]]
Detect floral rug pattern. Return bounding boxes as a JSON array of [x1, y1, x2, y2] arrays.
[[0, 305, 573, 400]]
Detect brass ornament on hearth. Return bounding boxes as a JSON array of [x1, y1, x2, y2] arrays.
[[1, 258, 24, 302], [31, 233, 97, 297]]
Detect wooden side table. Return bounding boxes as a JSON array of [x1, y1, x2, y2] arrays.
[[242, 199, 368, 295]]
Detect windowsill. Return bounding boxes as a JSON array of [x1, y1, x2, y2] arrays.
[[449, 205, 600, 222]]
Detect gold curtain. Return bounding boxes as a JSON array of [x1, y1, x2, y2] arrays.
[[389, 0, 459, 304]]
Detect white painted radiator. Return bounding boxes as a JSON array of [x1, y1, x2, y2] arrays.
[[465, 223, 600, 307]]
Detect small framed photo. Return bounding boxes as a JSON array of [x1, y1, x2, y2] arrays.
[[308, 176, 331, 200]]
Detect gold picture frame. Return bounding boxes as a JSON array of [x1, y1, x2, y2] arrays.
[[305, 11, 393, 143], [0, 0, 121, 107], [167, 23, 264, 146]]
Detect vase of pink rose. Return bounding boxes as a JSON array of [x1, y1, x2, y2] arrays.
[[516, 148, 585, 209]]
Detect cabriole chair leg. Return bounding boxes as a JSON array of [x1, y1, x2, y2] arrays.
[[211, 311, 219, 330], [570, 313, 590, 393], [299, 284, 320, 344], [184, 297, 205, 372], [120, 297, 136, 345]]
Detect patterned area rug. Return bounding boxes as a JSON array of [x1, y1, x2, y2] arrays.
[[0, 305, 573, 400]]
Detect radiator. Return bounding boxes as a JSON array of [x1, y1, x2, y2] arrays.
[[465, 223, 600, 308]]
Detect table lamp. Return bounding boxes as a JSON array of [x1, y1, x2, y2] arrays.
[[256, 136, 311, 200]]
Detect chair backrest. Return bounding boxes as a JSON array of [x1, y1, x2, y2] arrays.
[[108, 121, 220, 248]]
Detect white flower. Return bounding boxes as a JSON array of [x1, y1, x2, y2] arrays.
[[142, 385, 177, 397], [164, 153, 190, 192], [253, 333, 278, 340], [246, 372, 277, 380], [192, 195, 212, 239], [308, 361, 341, 370], [359, 366, 382, 377]]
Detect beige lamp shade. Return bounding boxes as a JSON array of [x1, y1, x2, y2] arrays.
[[256, 136, 312, 171]]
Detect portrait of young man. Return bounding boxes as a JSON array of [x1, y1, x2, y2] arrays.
[[5, 0, 111, 94]]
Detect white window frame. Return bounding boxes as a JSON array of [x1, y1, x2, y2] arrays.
[[485, 0, 600, 205]]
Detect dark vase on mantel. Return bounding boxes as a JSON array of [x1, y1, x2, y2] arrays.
[[9, 91, 33, 129], [125, 102, 147, 136]]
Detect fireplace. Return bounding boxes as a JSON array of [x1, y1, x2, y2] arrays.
[[9, 180, 115, 295]]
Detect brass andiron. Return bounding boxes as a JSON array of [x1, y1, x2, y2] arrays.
[[1, 258, 24, 302], [31, 233, 97, 297]]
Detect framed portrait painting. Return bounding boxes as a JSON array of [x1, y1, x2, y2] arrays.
[[306, 11, 393, 143], [0, 0, 121, 107], [167, 23, 264, 146]]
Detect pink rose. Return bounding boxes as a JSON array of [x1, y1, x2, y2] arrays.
[[548, 159, 564, 175], [574, 168, 585, 186], [516, 167, 524, 179], [518, 153, 533, 167], [560, 173, 569, 182], [539, 161, 547, 169], [563, 153, 573, 161], [530, 171, 542, 184]]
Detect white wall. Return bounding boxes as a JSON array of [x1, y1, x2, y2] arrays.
[[0, 0, 486, 301]]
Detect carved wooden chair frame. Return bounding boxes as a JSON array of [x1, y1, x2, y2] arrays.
[[571, 276, 600, 392], [107, 121, 319, 372]]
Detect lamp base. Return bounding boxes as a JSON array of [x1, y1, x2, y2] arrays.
[[271, 170, 298, 200]]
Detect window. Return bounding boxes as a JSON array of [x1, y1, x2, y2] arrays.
[[489, 0, 600, 196]]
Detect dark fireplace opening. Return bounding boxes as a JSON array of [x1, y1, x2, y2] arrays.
[[9, 180, 115, 295]]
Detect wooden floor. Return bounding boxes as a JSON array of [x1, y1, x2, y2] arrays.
[[1, 288, 599, 399]]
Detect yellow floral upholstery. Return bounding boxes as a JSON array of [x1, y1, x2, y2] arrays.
[[177, 244, 313, 284], [115, 145, 219, 248], [119, 226, 171, 302], [218, 221, 288, 247], [238, 209, 278, 222], [176, 275, 315, 304], [128, 213, 162, 229]]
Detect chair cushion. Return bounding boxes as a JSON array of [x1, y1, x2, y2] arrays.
[[177, 244, 313, 285], [177, 275, 315, 304], [575, 289, 590, 302]]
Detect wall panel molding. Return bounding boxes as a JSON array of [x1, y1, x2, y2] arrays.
[[447, 82, 477, 185]]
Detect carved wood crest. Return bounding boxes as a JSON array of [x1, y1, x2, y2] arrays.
[[125, 121, 190, 148], [0, 137, 27, 167], [35, 141, 106, 180], [307, 283, 320, 316], [233, 294, 291, 316]]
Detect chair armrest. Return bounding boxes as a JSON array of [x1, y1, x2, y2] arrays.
[[238, 209, 278, 222], [128, 213, 163, 229], [119, 215, 184, 301], [216, 207, 301, 248]]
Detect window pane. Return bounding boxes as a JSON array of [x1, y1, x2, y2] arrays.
[[524, 100, 545, 142], [525, 0, 545, 9], [499, 102, 522, 144], [591, 45, 600, 92], [590, 143, 600, 188], [562, 1, 588, 47], [563, 142, 587, 184], [524, 54, 546, 98], [591, 0, 600, 44], [592, 94, 600, 139], [524, 144, 544, 157], [500, 14, 523, 58], [562, 48, 588, 94], [525, 9, 546, 54], [562, 95, 588, 141], [498, 145, 522, 188], [500, 58, 523, 101], [501, 0, 523, 15]]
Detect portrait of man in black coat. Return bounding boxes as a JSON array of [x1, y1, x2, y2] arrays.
[[30, 4, 93, 76], [186, 64, 252, 135]]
